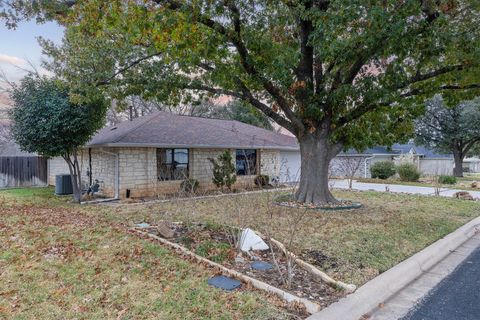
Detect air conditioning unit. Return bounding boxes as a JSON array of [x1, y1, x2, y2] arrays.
[[55, 174, 73, 195]]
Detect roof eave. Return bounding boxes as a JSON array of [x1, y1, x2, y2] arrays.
[[86, 142, 300, 151]]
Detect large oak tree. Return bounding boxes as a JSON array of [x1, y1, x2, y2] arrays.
[[3, 0, 480, 204]]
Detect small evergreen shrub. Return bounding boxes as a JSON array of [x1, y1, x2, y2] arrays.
[[180, 178, 199, 193], [254, 174, 270, 187], [370, 161, 396, 179], [438, 175, 457, 185], [209, 151, 237, 190], [397, 163, 421, 182]]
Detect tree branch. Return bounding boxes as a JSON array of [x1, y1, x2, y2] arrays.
[[182, 83, 244, 99], [96, 51, 163, 86], [221, 1, 304, 132]]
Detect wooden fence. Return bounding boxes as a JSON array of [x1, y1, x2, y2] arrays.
[[0, 156, 48, 188]]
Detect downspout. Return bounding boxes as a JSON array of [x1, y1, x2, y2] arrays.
[[364, 155, 375, 178], [88, 148, 92, 186], [97, 148, 120, 200]]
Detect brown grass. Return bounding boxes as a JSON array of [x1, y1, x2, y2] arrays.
[[0, 188, 290, 320], [114, 189, 480, 285]]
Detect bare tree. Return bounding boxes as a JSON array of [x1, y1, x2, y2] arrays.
[[0, 121, 10, 146], [331, 156, 365, 189]]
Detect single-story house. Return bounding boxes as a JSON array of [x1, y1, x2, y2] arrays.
[[330, 143, 460, 178], [48, 111, 299, 199], [462, 157, 480, 173]]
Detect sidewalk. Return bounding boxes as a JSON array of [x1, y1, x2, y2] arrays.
[[331, 179, 480, 199]]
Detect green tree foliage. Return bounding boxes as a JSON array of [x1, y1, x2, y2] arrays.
[[193, 101, 273, 130], [209, 151, 236, 191], [415, 96, 480, 177], [3, 0, 480, 203], [9, 74, 106, 202]]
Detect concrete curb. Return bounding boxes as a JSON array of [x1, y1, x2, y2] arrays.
[[307, 216, 480, 320]]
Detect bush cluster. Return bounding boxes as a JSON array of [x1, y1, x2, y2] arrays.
[[180, 178, 199, 193], [396, 163, 421, 182], [370, 161, 396, 179], [438, 175, 457, 185], [369, 161, 421, 182]]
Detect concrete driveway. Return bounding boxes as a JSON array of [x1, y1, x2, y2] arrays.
[[330, 179, 480, 199]]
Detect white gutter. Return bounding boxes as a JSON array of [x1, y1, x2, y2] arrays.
[[97, 148, 120, 199]]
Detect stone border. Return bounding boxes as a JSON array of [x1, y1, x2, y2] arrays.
[[130, 228, 321, 314], [273, 194, 362, 211], [307, 216, 480, 320], [275, 201, 362, 211], [101, 187, 292, 206]]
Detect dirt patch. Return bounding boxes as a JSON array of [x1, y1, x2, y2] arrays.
[[136, 222, 346, 309]]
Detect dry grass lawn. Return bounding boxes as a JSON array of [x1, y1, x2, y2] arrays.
[[0, 188, 289, 320], [1, 187, 479, 319], [115, 189, 480, 285]]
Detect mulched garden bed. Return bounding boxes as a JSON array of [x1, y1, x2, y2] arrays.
[[274, 193, 362, 210], [132, 221, 346, 310]]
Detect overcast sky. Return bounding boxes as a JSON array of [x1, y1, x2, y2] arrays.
[[0, 20, 64, 87]]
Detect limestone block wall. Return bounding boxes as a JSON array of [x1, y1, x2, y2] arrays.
[[190, 148, 279, 190], [80, 149, 116, 197], [259, 150, 280, 178], [190, 148, 225, 186], [49, 147, 285, 199], [47, 157, 70, 185], [118, 147, 157, 198]]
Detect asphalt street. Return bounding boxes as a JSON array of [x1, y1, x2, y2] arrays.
[[401, 247, 480, 320]]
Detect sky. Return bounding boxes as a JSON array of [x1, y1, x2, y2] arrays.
[[0, 20, 64, 88]]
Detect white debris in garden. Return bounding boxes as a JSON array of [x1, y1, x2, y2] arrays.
[[239, 228, 269, 252]]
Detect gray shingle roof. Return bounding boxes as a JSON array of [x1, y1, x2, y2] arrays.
[[88, 111, 299, 150]]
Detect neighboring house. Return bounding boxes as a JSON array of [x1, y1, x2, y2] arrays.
[[331, 143, 459, 178], [330, 146, 400, 179], [463, 157, 480, 173], [48, 111, 299, 199], [0, 140, 48, 188]]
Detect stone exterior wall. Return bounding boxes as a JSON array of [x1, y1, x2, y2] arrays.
[[260, 150, 280, 178], [190, 148, 225, 186], [48, 150, 117, 197], [47, 157, 70, 185], [118, 147, 157, 198], [81, 149, 116, 197], [48, 147, 283, 199]]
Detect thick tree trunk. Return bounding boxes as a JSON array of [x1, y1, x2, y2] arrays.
[[453, 150, 464, 177], [294, 134, 342, 204]]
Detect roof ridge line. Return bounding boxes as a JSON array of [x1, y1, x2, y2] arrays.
[[112, 112, 163, 144]]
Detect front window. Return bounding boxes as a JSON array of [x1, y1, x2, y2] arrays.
[[157, 148, 189, 181], [236, 149, 257, 175]]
